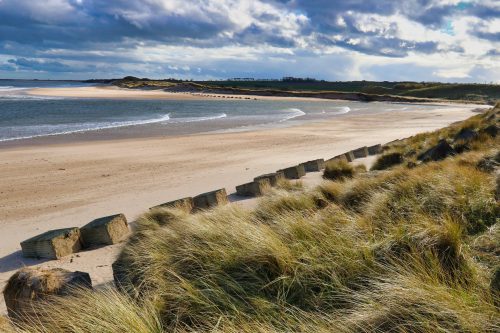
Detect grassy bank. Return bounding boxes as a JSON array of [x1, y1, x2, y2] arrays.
[[201, 81, 500, 103], [109, 77, 499, 104], [6, 106, 499, 332]]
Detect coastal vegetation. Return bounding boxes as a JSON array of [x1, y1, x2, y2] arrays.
[[3, 105, 499, 332], [202, 80, 500, 103], [106, 77, 500, 104], [323, 159, 355, 180]]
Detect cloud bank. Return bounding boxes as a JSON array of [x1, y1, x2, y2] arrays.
[[0, 0, 498, 82]]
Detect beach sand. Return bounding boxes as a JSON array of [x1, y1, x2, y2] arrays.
[[28, 85, 331, 102], [0, 87, 481, 313]]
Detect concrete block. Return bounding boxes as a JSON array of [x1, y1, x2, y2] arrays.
[[193, 188, 228, 210], [351, 146, 369, 159], [279, 164, 306, 179], [151, 197, 194, 213], [254, 171, 285, 187], [367, 144, 382, 155], [80, 214, 129, 247], [344, 151, 355, 162], [21, 228, 82, 260], [327, 154, 348, 163], [4, 267, 91, 322], [236, 179, 270, 197], [301, 159, 325, 172]]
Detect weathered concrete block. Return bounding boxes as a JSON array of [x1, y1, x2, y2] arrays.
[[254, 171, 285, 187], [193, 188, 228, 210], [418, 139, 455, 162], [80, 214, 129, 247], [453, 128, 478, 143], [3, 267, 92, 322], [351, 146, 369, 159], [301, 159, 326, 172], [367, 144, 382, 155], [236, 179, 271, 197], [279, 164, 306, 179], [20, 228, 82, 260], [150, 197, 194, 213], [327, 154, 348, 163], [344, 151, 355, 162]]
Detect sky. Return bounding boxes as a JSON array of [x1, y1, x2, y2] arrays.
[[0, 0, 498, 82]]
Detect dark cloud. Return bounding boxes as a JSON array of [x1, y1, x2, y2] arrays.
[[472, 31, 500, 42], [7, 57, 95, 72], [316, 34, 438, 58], [485, 49, 500, 57], [269, 0, 497, 28], [234, 24, 298, 48]]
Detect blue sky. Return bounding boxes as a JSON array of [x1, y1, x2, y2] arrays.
[[0, 0, 498, 82]]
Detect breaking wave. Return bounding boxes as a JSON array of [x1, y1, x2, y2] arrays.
[[279, 108, 306, 122], [0, 113, 171, 142]]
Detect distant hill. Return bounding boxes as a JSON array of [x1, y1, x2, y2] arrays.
[[104, 77, 500, 104], [199, 80, 499, 104]]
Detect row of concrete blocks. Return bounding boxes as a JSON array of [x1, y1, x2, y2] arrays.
[[20, 214, 129, 260], [326, 144, 382, 163], [150, 188, 229, 213], [21, 189, 233, 261], [234, 158, 328, 197], [20, 144, 383, 261], [232, 145, 382, 197]]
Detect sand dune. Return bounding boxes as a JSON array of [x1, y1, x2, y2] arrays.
[[0, 99, 479, 314]]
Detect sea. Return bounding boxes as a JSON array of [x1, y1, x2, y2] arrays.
[[0, 79, 457, 143]]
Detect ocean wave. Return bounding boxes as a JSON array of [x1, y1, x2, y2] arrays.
[[0, 87, 66, 100], [279, 108, 306, 122], [319, 106, 351, 115], [0, 113, 171, 142], [0, 112, 232, 142], [169, 113, 227, 124], [0, 94, 66, 101], [335, 106, 351, 114], [0, 86, 30, 92]]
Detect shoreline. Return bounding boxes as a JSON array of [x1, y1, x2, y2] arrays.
[[1, 86, 486, 149], [27, 85, 337, 102]]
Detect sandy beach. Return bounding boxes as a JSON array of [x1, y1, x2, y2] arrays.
[[28, 85, 332, 102], [0, 87, 482, 313]]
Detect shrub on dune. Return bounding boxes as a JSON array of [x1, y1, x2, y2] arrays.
[[371, 151, 404, 170], [323, 159, 355, 181]]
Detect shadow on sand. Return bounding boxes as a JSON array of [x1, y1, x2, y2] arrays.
[[0, 250, 50, 274]]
